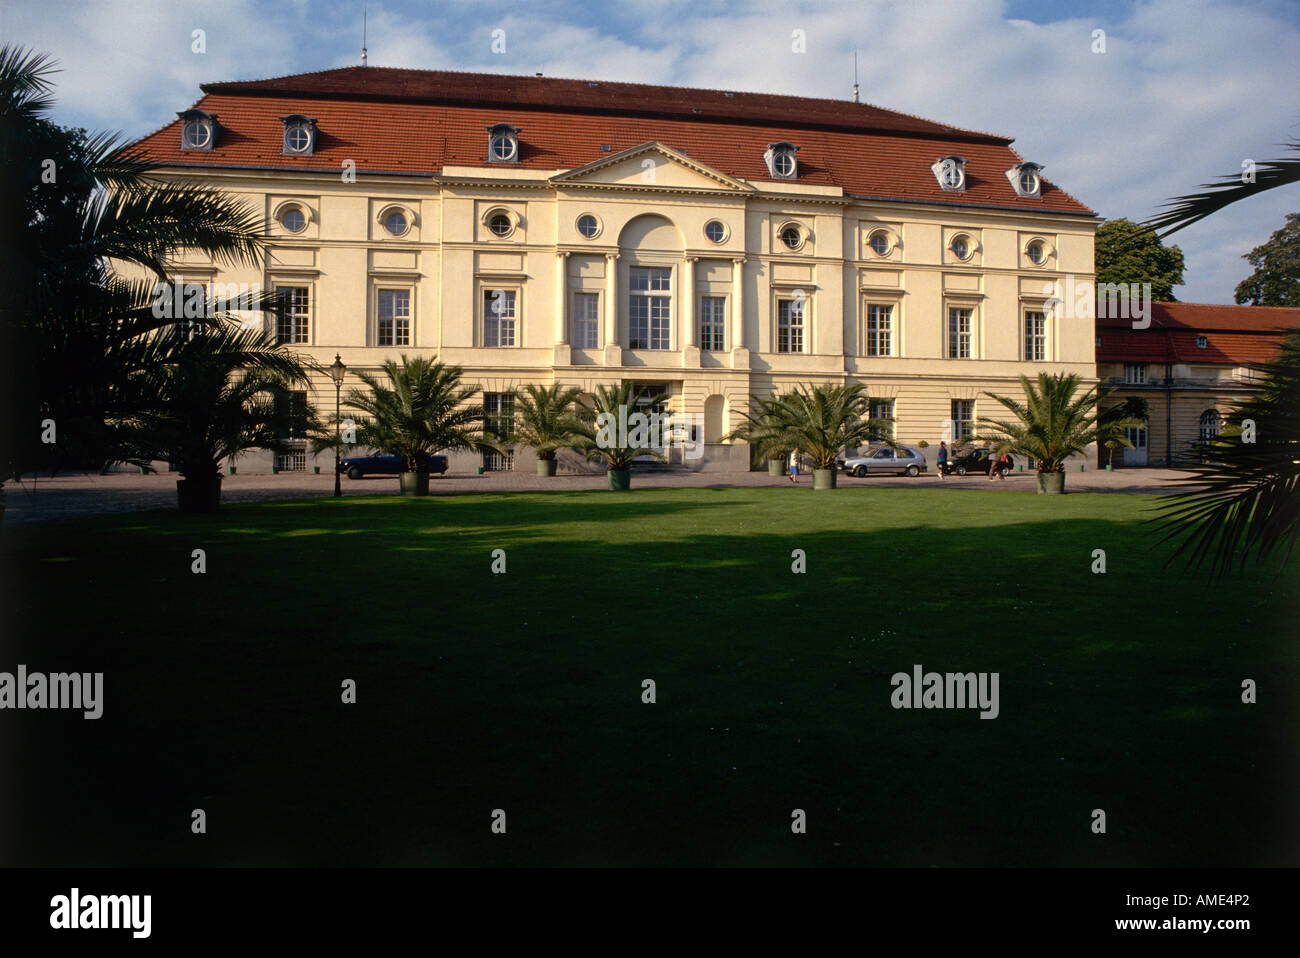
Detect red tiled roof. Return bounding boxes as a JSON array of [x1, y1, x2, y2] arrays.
[[1096, 302, 1296, 366], [124, 67, 1093, 215], [1097, 300, 1300, 332]]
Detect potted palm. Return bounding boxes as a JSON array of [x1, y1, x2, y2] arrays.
[[511, 383, 585, 477], [574, 383, 667, 490], [977, 372, 1143, 494], [344, 355, 495, 497], [738, 383, 891, 490], [113, 323, 312, 512]]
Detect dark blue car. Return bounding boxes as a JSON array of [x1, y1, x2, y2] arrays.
[[339, 453, 449, 480]]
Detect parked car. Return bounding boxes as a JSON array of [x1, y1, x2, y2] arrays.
[[943, 448, 1013, 478], [838, 445, 928, 477], [339, 453, 449, 480]]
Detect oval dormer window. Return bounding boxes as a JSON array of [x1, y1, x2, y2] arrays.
[[487, 124, 520, 163]]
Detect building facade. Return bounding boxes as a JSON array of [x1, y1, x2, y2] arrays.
[[1097, 302, 1296, 467], [127, 67, 1100, 473]]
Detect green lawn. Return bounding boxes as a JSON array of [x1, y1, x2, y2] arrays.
[[3, 487, 1296, 866]]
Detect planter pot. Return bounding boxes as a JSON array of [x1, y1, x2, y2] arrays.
[[476, 466, 485, 475], [1078, 463, 1086, 472], [271, 465, 280, 475], [313, 465, 321, 474], [176, 477, 222, 513], [607, 468, 631, 491], [1105, 464, 1112, 472], [812, 468, 837, 490], [767, 458, 785, 476], [1016, 464, 1024, 472], [537, 459, 558, 477], [400, 471, 430, 497], [227, 465, 236, 475], [1036, 471, 1066, 495], [139, 467, 148, 475]]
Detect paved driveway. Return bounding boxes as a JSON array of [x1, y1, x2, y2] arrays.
[[0, 467, 1198, 526]]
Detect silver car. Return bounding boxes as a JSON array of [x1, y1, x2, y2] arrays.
[[839, 445, 928, 477]]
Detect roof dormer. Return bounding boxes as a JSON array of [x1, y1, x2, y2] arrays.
[[931, 155, 966, 191], [177, 109, 218, 151], [763, 141, 800, 179], [487, 123, 521, 163], [1007, 162, 1043, 198], [280, 114, 318, 156]]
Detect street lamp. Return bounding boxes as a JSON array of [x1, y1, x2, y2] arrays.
[[328, 353, 347, 497]]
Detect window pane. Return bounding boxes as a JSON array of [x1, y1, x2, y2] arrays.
[[700, 296, 725, 350], [573, 292, 599, 348], [948, 307, 971, 359], [278, 286, 309, 344]]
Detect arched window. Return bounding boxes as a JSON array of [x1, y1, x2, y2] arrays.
[[1199, 409, 1222, 441]]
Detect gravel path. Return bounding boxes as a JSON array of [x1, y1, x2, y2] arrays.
[[0, 467, 1197, 526]]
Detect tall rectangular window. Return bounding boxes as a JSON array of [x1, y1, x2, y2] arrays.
[[1124, 363, 1147, 384], [699, 296, 726, 351], [275, 390, 309, 440], [1023, 310, 1046, 361], [573, 292, 599, 349], [869, 398, 895, 437], [777, 297, 805, 353], [482, 391, 515, 443], [377, 288, 411, 347], [865, 304, 893, 356], [947, 307, 972, 359], [629, 267, 671, 349], [484, 289, 517, 347], [277, 286, 310, 345], [951, 399, 975, 441]]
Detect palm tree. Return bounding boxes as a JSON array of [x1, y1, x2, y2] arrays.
[[511, 383, 586, 476], [748, 382, 891, 489], [113, 323, 313, 511], [574, 383, 668, 490], [977, 372, 1142, 494], [1146, 139, 1300, 238], [726, 392, 798, 474], [344, 355, 496, 496], [1153, 329, 1300, 576], [0, 44, 267, 513]]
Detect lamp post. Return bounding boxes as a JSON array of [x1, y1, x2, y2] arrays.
[[329, 353, 347, 497]]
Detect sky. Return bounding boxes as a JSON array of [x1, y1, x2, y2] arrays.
[[4, 0, 1298, 304]]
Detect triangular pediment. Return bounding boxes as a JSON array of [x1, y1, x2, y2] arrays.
[[551, 142, 754, 193]]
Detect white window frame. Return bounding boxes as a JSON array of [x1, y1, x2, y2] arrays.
[[869, 398, 895, 438], [699, 295, 727, 351], [572, 291, 600, 349], [1123, 363, 1147, 385], [951, 399, 976, 441], [483, 287, 519, 348], [274, 284, 311, 345], [776, 295, 807, 354], [947, 305, 974, 359], [628, 266, 672, 351], [376, 286, 412, 347], [1023, 309, 1047, 362], [864, 302, 894, 357]]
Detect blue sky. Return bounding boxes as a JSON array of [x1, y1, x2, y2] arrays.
[[4, 0, 1298, 303]]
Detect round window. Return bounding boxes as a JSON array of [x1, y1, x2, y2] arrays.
[[951, 236, 970, 260], [280, 206, 306, 233], [773, 149, 796, 177], [869, 231, 891, 256], [1019, 170, 1040, 195], [704, 220, 726, 243], [780, 225, 803, 250], [285, 125, 311, 153], [183, 120, 211, 149], [489, 212, 514, 237], [383, 210, 409, 236], [577, 214, 600, 239], [490, 133, 517, 162], [1026, 241, 1046, 265]]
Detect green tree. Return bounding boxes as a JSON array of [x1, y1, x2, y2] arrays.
[[977, 372, 1142, 493], [344, 356, 495, 490], [1094, 218, 1185, 302], [511, 383, 586, 475], [1234, 212, 1300, 306], [573, 383, 667, 489], [114, 323, 313, 512], [1155, 329, 1300, 576]]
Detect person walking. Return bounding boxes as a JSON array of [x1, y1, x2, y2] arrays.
[[997, 451, 1013, 480], [788, 449, 800, 483], [937, 441, 948, 480]]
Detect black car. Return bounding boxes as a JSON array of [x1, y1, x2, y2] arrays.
[[339, 453, 449, 480], [943, 448, 1013, 477]]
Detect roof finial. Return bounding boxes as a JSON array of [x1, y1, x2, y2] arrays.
[[361, 5, 368, 67], [852, 49, 859, 103]]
